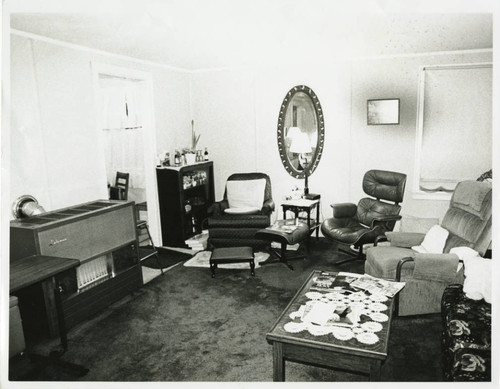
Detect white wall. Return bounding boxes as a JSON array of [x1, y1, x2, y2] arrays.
[[9, 31, 493, 233], [190, 62, 352, 224], [190, 50, 492, 227], [9, 33, 191, 215], [350, 51, 492, 222]]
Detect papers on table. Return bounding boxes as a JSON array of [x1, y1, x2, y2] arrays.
[[349, 274, 405, 298]]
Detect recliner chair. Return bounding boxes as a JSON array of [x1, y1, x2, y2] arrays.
[[207, 172, 275, 249], [321, 170, 407, 264], [365, 180, 492, 316]]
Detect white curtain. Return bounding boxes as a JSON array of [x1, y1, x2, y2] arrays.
[[99, 77, 145, 189]]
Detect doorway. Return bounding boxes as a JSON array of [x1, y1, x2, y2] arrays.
[[91, 63, 162, 244]]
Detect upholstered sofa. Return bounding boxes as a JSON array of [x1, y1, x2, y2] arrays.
[[441, 284, 491, 381]]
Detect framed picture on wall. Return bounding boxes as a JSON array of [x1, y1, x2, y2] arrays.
[[367, 98, 400, 125]]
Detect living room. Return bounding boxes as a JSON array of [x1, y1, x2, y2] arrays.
[[2, 0, 497, 387]]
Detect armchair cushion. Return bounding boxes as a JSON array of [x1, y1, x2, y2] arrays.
[[226, 179, 266, 210], [412, 224, 449, 254], [224, 207, 260, 215], [365, 246, 416, 279]]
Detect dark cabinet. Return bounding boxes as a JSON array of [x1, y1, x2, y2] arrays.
[[157, 161, 215, 247]]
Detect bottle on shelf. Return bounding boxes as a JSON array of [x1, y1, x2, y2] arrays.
[[174, 149, 181, 166], [192, 216, 197, 234], [163, 152, 170, 166], [204, 147, 209, 161]]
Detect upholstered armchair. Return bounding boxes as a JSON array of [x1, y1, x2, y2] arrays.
[[207, 172, 275, 249], [321, 169, 407, 264], [365, 180, 492, 316]]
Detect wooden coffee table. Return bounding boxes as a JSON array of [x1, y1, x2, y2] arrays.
[[266, 270, 395, 381]]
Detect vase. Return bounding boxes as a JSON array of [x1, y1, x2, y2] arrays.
[[185, 153, 196, 165]]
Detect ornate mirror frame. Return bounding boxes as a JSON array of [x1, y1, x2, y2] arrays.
[[277, 85, 325, 179]]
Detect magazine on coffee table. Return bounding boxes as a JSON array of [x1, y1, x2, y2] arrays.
[[301, 300, 356, 327], [267, 219, 299, 233], [309, 272, 361, 292], [350, 274, 405, 298]]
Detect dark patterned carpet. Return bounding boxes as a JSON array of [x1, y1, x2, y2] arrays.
[[9, 238, 444, 384], [141, 246, 192, 269]]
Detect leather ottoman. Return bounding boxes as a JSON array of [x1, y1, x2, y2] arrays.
[[254, 220, 310, 270]]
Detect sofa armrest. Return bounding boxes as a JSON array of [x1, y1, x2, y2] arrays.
[[210, 200, 229, 216], [331, 202, 357, 218], [371, 214, 403, 229], [398, 253, 460, 283], [386, 231, 425, 248], [261, 199, 275, 215]]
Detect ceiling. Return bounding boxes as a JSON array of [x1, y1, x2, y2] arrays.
[[8, 0, 494, 71]]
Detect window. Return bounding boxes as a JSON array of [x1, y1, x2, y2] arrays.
[[414, 63, 492, 199]]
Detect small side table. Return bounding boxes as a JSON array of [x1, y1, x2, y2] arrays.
[[281, 197, 321, 242]]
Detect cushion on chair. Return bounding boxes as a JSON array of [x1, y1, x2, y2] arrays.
[[224, 207, 260, 215], [412, 225, 449, 254], [362, 170, 406, 203], [321, 217, 373, 246], [226, 179, 266, 211], [386, 231, 425, 248], [365, 246, 416, 279], [356, 198, 401, 228]]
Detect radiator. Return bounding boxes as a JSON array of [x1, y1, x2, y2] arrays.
[[76, 255, 112, 292]]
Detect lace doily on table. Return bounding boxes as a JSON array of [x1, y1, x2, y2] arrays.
[[368, 302, 388, 312], [283, 321, 306, 333], [361, 321, 383, 333], [324, 292, 343, 300], [356, 332, 379, 345], [348, 292, 366, 302], [305, 291, 323, 300], [369, 293, 388, 303], [331, 327, 354, 341], [369, 312, 389, 322], [282, 287, 392, 343]]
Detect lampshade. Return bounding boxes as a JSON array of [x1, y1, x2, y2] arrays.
[[289, 130, 312, 154], [286, 126, 301, 140]]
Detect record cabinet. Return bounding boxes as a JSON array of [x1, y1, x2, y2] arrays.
[[156, 161, 215, 247], [10, 200, 142, 339]]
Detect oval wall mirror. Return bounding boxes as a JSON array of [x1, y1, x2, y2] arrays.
[[277, 85, 324, 179]]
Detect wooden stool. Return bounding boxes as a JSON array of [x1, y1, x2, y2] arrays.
[[209, 246, 255, 278]]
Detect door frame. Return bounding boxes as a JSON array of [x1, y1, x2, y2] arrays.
[[91, 62, 162, 244]]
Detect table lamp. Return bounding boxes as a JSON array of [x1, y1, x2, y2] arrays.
[[289, 128, 318, 199]]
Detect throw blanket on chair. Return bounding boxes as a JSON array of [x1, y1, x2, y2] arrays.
[[450, 247, 491, 303]]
